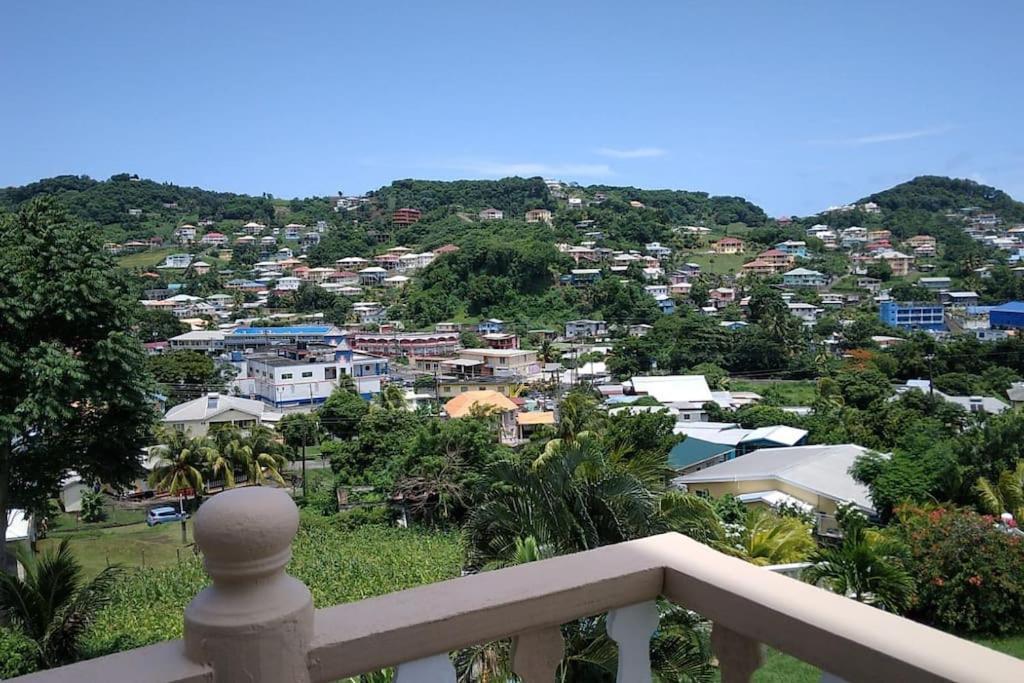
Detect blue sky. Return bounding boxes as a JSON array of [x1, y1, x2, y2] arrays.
[[2, 1, 1022, 216]]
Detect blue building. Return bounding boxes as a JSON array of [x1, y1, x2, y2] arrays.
[[989, 301, 1024, 329], [655, 295, 676, 315], [775, 240, 809, 258], [879, 301, 945, 331], [225, 325, 348, 349], [477, 318, 506, 334]]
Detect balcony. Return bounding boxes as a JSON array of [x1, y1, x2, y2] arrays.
[[12, 487, 1024, 682]]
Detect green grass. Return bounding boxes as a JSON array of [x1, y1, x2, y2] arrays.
[[730, 379, 818, 406], [49, 506, 145, 533], [743, 634, 1024, 681], [684, 252, 748, 275], [116, 247, 175, 269], [38, 519, 195, 578]]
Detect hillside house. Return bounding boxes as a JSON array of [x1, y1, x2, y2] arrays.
[[525, 208, 553, 224], [477, 318, 506, 334], [775, 241, 808, 258], [479, 208, 504, 221], [711, 237, 745, 254], [782, 268, 827, 289], [565, 319, 608, 339]]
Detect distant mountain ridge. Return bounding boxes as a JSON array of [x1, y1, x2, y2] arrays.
[[859, 175, 1024, 222]]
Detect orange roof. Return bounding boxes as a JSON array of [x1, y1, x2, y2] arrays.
[[516, 411, 555, 426], [444, 390, 518, 418]]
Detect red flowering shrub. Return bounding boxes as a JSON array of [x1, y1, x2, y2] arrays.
[[895, 505, 1024, 634]]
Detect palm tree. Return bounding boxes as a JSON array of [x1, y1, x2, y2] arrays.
[[148, 429, 211, 498], [733, 508, 815, 566], [240, 426, 288, 487], [0, 540, 121, 668], [975, 460, 1024, 521], [375, 384, 407, 411], [803, 516, 914, 614], [206, 425, 248, 489]]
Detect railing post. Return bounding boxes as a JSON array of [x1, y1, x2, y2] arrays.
[[607, 601, 659, 682], [512, 626, 565, 682], [711, 623, 763, 683], [184, 487, 314, 682]]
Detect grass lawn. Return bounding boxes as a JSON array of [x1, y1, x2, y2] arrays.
[[116, 247, 175, 269], [730, 379, 818, 406], [49, 505, 145, 533], [684, 251, 747, 275], [730, 635, 1024, 681], [38, 519, 195, 578]]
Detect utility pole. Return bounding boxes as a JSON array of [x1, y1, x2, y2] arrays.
[[925, 353, 936, 410]]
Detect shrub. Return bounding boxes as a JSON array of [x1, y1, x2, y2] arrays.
[[79, 490, 106, 523], [895, 505, 1024, 634], [0, 627, 40, 678]]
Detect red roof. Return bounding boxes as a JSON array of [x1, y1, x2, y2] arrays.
[[435, 244, 460, 254], [716, 237, 744, 244], [759, 249, 787, 257]]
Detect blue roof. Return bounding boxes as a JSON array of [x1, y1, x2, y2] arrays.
[[231, 326, 334, 335], [991, 301, 1024, 314], [669, 437, 734, 470]]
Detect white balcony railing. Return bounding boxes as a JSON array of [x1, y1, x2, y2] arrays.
[[11, 487, 1024, 682]]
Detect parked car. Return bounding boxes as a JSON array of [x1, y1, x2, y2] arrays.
[[147, 506, 187, 526]]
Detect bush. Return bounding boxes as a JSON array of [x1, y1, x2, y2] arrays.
[[79, 490, 106, 523], [333, 505, 393, 531], [896, 505, 1024, 634], [0, 627, 40, 678]]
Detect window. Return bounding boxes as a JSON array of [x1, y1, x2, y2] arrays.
[[461, 386, 469, 392], [325, 367, 337, 380], [281, 373, 293, 380], [302, 371, 313, 378]]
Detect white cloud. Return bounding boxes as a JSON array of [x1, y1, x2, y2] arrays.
[[595, 146, 668, 158], [810, 125, 954, 146], [436, 159, 614, 178]]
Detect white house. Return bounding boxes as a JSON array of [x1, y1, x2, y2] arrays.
[[162, 393, 280, 436], [159, 254, 193, 269], [565, 319, 609, 339]]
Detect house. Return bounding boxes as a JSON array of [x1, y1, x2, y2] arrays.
[[444, 390, 519, 445], [350, 331, 460, 358], [479, 208, 504, 221], [709, 287, 736, 307], [627, 375, 713, 405], [677, 443, 876, 523], [669, 423, 808, 474], [787, 302, 823, 324], [782, 268, 827, 289], [941, 291, 979, 307], [1007, 382, 1024, 409], [755, 249, 796, 271], [906, 235, 937, 256], [477, 318, 506, 334], [200, 232, 228, 246], [740, 259, 776, 276], [358, 267, 387, 285], [775, 241, 808, 258], [242, 221, 266, 235], [392, 208, 421, 225], [565, 319, 608, 339], [919, 277, 952, 291], [857, 276, 881, 293], [628, 324, 653, 337], [436, 376, 521, 399], [174, 226, 197, 243], [566, 268, 602, 287], [482, 333, 519, 350], [246, 344, 387, 407], [192, 261, 212, 276], [876, 250, 914, 277], [894, 380, 1009, 416], [645, 242, 672, 259], [159, 254, 193, 269], [163, 393, 280, 436], [456, 348, 540, 378], [655, 295, 675, 315], [879, 301, 945, 331], [525, 208, 553, 224], [711, 237, 745, 255], [517, 411, 556, 441]]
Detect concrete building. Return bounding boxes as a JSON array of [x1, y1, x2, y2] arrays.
[[565, 319, 608, 339], [879, 301, 945, 331]]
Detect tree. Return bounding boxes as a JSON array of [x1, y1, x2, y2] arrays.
[[0, 540, 121, 668], [318, 386, 369, 440], [804, 508, 914, 614], [148, 351, 225, 402], [1, 199, 156, 563], [240, 426, 288, 487], [729, 508, 815, 566], [278, 413, 321, 497], [865, 260, 893, 281], [375, 384, 408, 411], [974, 460, 1024, 521], [79, 490, 105, 523], [148, 430, 210, 498], [135, 309, 188, 343]]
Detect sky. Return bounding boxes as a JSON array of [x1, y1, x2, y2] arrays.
[[2, 1, 1023, 216]]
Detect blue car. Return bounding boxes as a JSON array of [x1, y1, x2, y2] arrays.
[[147, 506, 187, 526]]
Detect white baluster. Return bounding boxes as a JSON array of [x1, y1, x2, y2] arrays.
[[711, 623, 763, 683], [512, 625, 565, 682], [394, 653, 456, 682], [606, 601, 659, 682]]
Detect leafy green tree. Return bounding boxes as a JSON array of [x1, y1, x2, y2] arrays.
[[148, 351, 224, 401], [375, 384, 408, 411], [318, 386, 369, 440], [79, 490, 106, 523], [0, 198, 156, 562], [865, 260, 892, 281], [135, 309, 188, 343], [729, 508, 815, 566], [0, 540, 121, 668], [240, 426, 288, 487]]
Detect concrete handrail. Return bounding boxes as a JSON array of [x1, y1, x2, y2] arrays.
[[11, 490, 1024, 683]]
